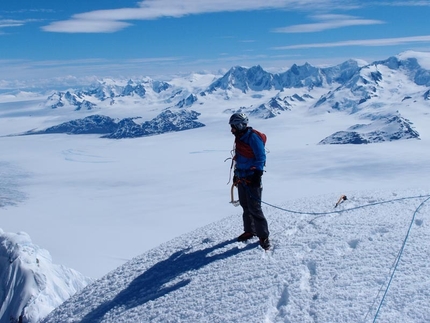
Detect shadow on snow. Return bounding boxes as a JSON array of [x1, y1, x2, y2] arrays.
[[80, 238, 257, 322]]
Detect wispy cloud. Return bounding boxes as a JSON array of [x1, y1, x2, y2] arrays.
[[2, 9, 55, 14], [273, 14, 384, 33], [0, 18, 44, 34], [377, 1, 430, 6], [0, 19, 26, 29], [273, 35, 430, 49], [41, 0, 359, 33], [0, 56, 189, 86]]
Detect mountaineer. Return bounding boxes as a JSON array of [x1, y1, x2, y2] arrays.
[[229, 112, 270, 250]]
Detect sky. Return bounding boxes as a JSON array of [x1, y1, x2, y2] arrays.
[[1, 0, 430, 87]]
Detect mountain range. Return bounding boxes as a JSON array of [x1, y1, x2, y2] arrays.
[[12, 51, 430, 144]]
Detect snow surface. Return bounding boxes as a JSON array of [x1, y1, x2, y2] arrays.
[[42, 189, 430, 322], [1, 52, 430, 322]]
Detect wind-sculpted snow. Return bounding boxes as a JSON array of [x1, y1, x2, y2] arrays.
[[319, 115, 420, 144], [22, 110, 205, 139], [0, 230, 93, 323], [42, 190, 430, 323]]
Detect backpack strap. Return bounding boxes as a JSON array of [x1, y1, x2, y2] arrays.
[[235, 129, 266, 159]]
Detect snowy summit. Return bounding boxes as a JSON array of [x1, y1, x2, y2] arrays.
[[42, 190, 430, 322]]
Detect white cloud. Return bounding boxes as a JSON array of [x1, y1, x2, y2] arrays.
[[273, 35, 430, 49], [42, 19, 132, 33], [273, 14, 384, 33], [41, 0, 359, 33]]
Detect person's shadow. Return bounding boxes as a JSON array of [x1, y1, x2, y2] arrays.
[[80, 238, 258, 322]]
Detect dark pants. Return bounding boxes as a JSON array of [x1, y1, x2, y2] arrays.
[[237, 181, 269, 239]]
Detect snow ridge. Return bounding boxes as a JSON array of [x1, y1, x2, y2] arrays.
[[0, 230, 93, 323]]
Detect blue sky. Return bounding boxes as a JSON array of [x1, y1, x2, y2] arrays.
[[1, 0, 430, 87]]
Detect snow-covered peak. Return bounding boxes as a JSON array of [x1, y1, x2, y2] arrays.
[[207, 65, 274, 93], [313, 53, 430, 115], [398, 50, 430, 70], [319, 114, 420, 144], [320, 59, 361, 85], [0, 230, 92, 323]]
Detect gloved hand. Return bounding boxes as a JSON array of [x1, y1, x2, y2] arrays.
[[250, 170, 263, 186]]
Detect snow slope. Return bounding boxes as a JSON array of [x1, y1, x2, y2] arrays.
[[42, 189, 430, 322], [0, 230, 93, 323]]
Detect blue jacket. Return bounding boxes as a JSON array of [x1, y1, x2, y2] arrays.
[[234, 127, 266, 178]]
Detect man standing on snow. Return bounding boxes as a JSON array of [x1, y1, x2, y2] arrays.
[[229, 112, 270, 250]]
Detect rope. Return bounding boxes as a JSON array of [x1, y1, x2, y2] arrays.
[[370, 195, 430, 322], [252, 188, 430, 321], [362, 247, 403, 323], [238, 183, 430, 320], [260, 194, 430, 218]]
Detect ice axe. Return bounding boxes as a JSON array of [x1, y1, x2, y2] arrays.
[[230, 183, 240, 207]]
